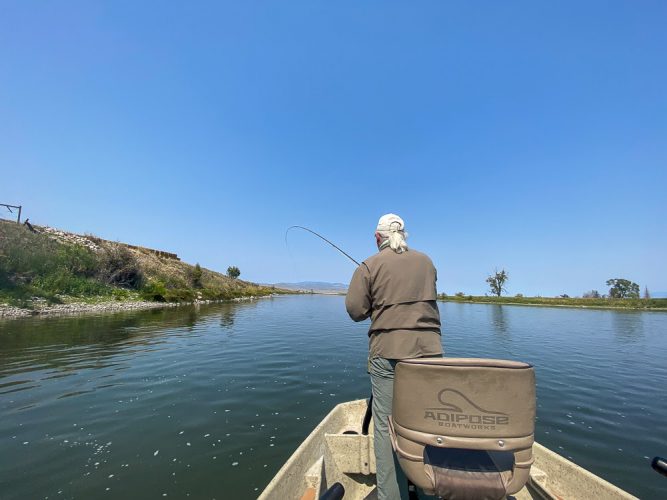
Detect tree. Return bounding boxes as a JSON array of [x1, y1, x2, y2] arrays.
[[227, 266, 240, 279], [192, 263, 203, 288], [605, 278, 640, 299], [486, 269, 508, 297], [644, 286, 650, 300], [583, 290, 600, 298]]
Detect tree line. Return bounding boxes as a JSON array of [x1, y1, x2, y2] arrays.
[[457, 269, 651, 299]]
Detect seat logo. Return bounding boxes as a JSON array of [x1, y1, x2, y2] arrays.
[[423, 388, 509, 429]]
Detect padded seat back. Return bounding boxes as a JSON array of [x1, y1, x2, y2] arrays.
[[388, 358, 535, 499]]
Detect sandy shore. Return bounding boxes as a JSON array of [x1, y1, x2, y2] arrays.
[[0, 296, 269, 320]]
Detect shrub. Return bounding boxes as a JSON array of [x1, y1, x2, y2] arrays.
[[97, 244, 144, 289], [0, 224, 110, 299], [164, 288, 195, 302], [192, 263, 203, 288], [33, 271, 111, 296], [227, 266, 240, 279], [111, 288, 132, 301], [53, 244, 98, 277], [140, 280, 168, 302]]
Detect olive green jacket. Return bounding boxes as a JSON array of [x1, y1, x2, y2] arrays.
[[345, 247, 442, 359]]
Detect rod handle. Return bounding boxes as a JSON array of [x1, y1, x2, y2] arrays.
[[653, 456, 667, 477], [319, 482, 345, 500]]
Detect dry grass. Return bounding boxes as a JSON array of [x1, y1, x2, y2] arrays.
[[0, 220, 285, 306]]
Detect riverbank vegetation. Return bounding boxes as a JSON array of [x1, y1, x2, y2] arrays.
[[469, 267, 665, 309], [438, 294, 667, 310], [0, 220, 285, 310]]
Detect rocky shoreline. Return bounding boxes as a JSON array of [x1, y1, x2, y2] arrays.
[[0, 295, 271, 320]]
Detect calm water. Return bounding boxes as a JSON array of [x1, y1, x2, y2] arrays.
[[1, 296, 666, 499]]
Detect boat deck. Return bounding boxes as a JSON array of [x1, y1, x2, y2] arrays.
[[260, 400, 636, 500]]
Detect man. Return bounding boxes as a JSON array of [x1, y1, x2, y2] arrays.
[[346, 214, 442, 500]]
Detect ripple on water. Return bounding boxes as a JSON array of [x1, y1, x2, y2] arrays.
[[1, 298, 666, 499]]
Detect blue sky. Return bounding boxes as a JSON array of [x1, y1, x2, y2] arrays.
[[1, 1, 665, 296]]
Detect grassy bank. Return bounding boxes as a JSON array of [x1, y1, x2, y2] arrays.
[[0, 220, 286, 309], [438, 294, 667, 310]]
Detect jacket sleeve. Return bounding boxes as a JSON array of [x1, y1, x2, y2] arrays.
[[345, 263, 372, 322]]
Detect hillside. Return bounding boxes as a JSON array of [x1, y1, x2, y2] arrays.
[[0, 219, 286, 312]]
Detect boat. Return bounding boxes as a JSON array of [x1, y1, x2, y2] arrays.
[[259, 399, 636, 500]]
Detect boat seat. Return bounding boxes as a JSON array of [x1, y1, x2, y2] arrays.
[[388, 358, 536, 499]]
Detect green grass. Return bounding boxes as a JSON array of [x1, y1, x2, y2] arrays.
[[139, 280, 279, 303], [0, 222, 112, 307], [0, 221, 282, 309], [438, 294, 667, 310]]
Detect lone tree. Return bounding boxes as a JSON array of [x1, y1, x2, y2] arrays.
[[643, 286, 651, 300], [605, 278, 640, 299], [227, 266, 240, 279], [486, 269, 508, 297]]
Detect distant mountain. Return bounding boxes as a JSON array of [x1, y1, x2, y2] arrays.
[[651, 291, 667, 298], [270, 281, 348, 293]]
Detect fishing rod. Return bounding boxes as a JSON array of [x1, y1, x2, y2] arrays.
[[285, 226, 360, 266], [286, 225, 370, 434]]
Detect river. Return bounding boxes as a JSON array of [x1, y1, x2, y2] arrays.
[[1, 296, 666, 499]]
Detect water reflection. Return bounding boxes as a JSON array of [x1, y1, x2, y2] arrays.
[[219, 304, 236, 329], [490, 305, 509, 337], [0, 301, 266, 389], [184, 307, 200, 329], [611, 312, 644, 341], [0, 304, 229, 389]]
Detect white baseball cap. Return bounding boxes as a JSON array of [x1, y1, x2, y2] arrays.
[[376, 213, 405, 233]]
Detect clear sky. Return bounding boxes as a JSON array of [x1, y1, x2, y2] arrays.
[[1, 1, 665, 296]]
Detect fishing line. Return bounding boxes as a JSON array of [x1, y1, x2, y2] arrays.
[[285, 226, 360, 266]]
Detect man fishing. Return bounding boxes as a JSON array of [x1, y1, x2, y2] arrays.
[[345, 214, 443, 500]]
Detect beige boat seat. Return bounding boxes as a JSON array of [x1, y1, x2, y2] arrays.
[[388, 358, 536, 500]]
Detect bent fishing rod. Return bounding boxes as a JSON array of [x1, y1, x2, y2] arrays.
[[285, 226, 360, 266], [286, 225, 372, 434]]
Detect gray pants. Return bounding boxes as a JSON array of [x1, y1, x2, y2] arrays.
[[369, 357, 409, 500], [370, 357, 439, 500]]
